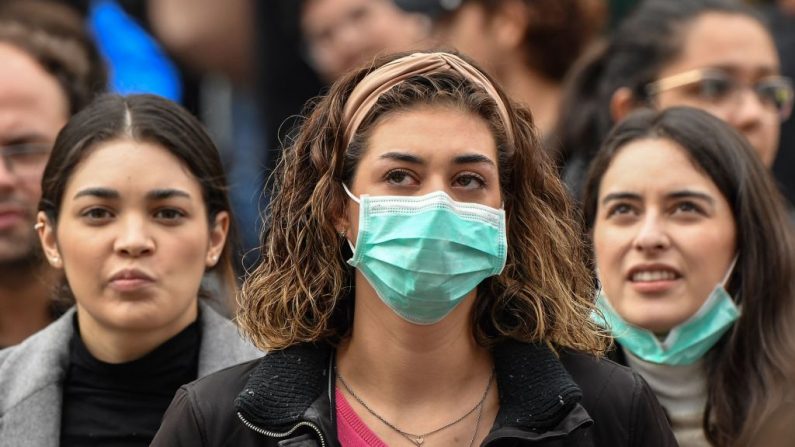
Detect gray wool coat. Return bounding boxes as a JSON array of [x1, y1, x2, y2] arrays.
[[0, 301, 263, 447]]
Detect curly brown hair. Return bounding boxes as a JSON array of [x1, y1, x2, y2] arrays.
[[239, 50, 608, 354]]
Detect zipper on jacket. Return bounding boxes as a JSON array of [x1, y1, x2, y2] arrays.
[[237, 412, 327, 447]]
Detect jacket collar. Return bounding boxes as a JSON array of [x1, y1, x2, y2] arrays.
[[491, 340, 584, 430], [235, 340, 593, 441], [235, 343, 333, 430]]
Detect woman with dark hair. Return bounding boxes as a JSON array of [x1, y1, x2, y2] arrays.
[[558, 0, 793, 200], [583, 106, 795, 446], [152, 51, 675, 446], [0, 94, 261, 446]]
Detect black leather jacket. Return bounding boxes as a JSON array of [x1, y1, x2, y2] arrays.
[[151, 341, 677, 446]]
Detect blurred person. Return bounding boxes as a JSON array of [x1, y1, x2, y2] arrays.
[[148, 0, 265, 269], [0, 0, 106, 347], [301, 0, 432, 82], [151, 51, 675, 446], [432, 0, 606, 136], [0, 94, 261, 446], [775, 0, 795, 14], [584, 107, 795, 446], [148, 0, 254, 85], [558, 0, 793, 200]]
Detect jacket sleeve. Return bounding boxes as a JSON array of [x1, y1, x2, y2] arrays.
[[151, 386, 206, 446], [629, 371, 679, 447]]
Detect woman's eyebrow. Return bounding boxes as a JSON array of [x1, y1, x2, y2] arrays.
[[73, 187, 118, 200], [601, 191, 641, 205], [377, 151, 496, 166], [147, 189, 192, 200], [378, 151, 424, 164], [453, 153, 495, 166], [73, 188, 192, 200], [667, 190, 715, 204]]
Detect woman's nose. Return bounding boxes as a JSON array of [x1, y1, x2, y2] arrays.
[[633, 214, 671, 253], [113, 215, 155, 257]]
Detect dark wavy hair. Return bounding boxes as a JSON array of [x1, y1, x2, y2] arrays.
[[239, 50, 608, 355], [39, 94, 238, 305], [583, 107, 795, 446]]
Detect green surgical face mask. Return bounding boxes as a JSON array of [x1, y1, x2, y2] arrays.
[[344, 185, 507, 325], [594, 259, 740, 365]]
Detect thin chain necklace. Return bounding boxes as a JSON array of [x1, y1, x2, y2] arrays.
[[336, 368, 494, 447]]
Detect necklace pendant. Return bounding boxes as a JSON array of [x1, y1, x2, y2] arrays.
[[412, 436, 424, 446]]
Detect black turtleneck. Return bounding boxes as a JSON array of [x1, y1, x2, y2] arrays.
[[60, 315, 201, 447]]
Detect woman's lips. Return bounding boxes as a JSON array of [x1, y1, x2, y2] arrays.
[[627, 266, 681, 294], [109, 277, 155, 292], [108, 269, 156, 292], [630, 278, 680, 294]]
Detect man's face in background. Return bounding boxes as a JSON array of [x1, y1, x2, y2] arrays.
[[0, 43, 68, 267]]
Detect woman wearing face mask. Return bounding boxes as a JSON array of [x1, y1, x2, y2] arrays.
[[0, 94, 262, 446], [152, 51, 675, 446], [583, 107, 795, 447], [558, 0, 794, 201]]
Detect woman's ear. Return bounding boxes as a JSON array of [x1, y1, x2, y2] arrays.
[[206, 211, 230, 267], [36, 212, 62, 269], [335, 184, 354, 237], [610, 87, 638, 122], [334, 213, 350, 237]]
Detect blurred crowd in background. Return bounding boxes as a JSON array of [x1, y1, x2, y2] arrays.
[[1, 1, 795, 446], [12, 0, 789, 269]]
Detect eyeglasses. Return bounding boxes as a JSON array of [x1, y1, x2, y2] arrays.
[[0, 143, 51, 177], [645, 68, 794, 121]]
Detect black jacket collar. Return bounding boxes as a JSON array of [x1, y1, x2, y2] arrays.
[[234, 341, 592, 443]]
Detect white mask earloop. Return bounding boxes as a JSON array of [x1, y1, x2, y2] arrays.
[[720, 254, 740, 288], [341, 183, 361, 252], [342, 183, 361, 204]]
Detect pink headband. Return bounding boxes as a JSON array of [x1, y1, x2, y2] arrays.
[[341, 52, 515, 149]]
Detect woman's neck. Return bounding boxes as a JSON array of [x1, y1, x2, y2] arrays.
[[336, 280, 497, 444], [75, 302, 198, 364], [342, 278, 491, 386], [339, 305, 490, 398]]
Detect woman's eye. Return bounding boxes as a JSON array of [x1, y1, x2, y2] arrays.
[[694, 77, 733, 101], [81, 207, 113, 222], [453, 173, 486, 190], [606, 203, 635, 218], [673, 201, 703, 215], [154, 208, 186, 221], [384, 169, 417, 186]]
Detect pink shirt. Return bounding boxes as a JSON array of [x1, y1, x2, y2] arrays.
[[336, 387, 388, 447]]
